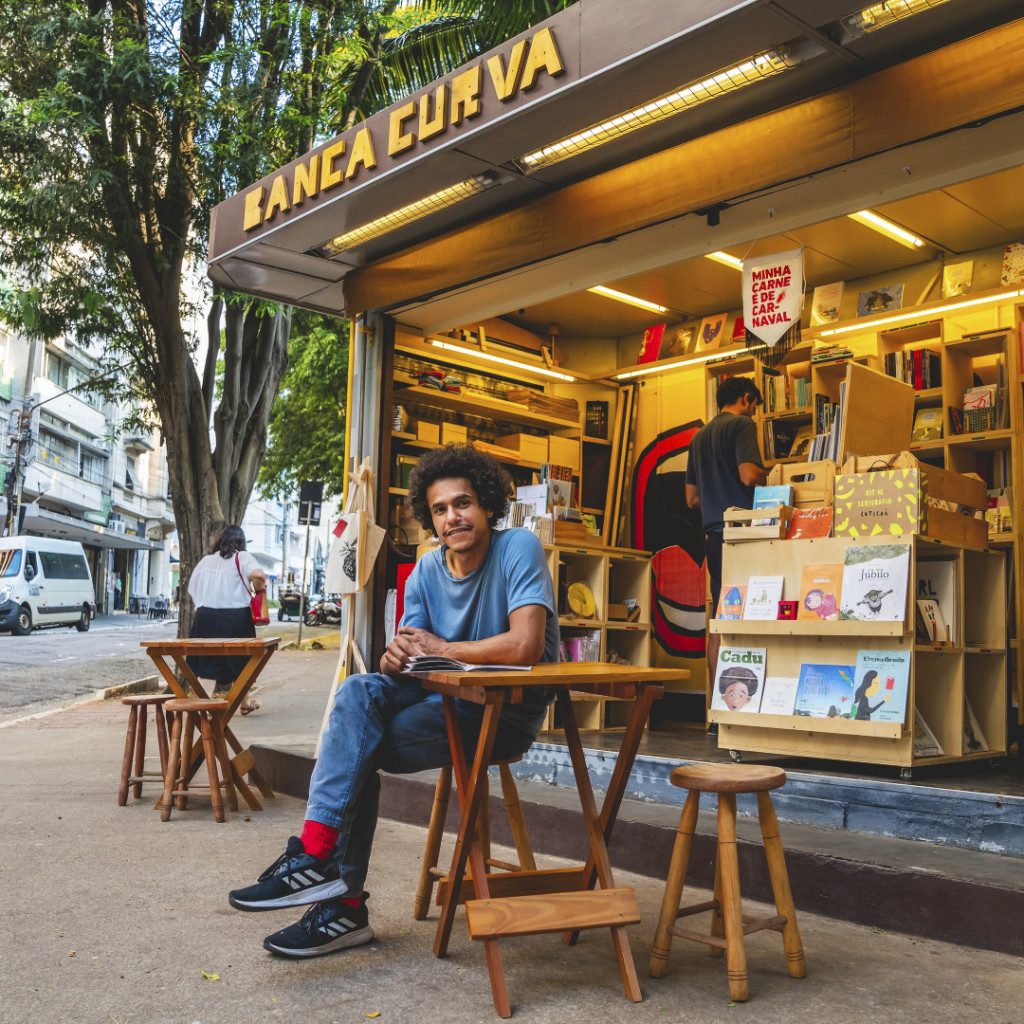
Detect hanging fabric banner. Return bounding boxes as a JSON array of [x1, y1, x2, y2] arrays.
[[742, 247, 803, 350]]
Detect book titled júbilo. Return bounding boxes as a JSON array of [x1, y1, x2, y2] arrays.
[[839, 544, 910, 622]]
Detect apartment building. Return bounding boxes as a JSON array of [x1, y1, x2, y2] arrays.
[[0, 329, 176, 612]]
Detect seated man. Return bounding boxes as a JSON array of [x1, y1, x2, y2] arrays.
[[228, 445, 558, 957]]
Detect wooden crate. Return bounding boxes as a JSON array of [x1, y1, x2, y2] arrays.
[[723, 505, 793, 542], [835, 451, 987, 550], [766, 460, 835, 508]]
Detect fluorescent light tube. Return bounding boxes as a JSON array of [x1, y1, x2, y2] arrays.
[[520, 49, 797, 171], [818, 289, 1024, 337], [429, 340, 577, 382], [615, 348, 757, 380], [841, 0, 952, 40], [847, 210, 925, 249], [706, 251, 744, 270], [588, 285, 668, 314], [319, 175, 492, 255]]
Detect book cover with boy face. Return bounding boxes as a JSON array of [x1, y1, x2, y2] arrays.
[[711, 647, 766, 713]]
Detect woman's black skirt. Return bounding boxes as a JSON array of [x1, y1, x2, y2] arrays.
[[188, 605, 257, 685]]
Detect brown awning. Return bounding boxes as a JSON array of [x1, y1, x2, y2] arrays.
[[208, 0, 1024, 317]]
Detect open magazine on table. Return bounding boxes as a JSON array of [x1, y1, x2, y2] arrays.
[[404, 655, 532, 673]]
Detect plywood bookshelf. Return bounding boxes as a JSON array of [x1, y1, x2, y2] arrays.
[[708, 534, 1006, 772]]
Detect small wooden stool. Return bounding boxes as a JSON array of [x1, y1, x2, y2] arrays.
[[118, 694, 174, 805], [159, 698, 237, 823], [649, 764, 806, 1001], [413, 758, 536, 920]]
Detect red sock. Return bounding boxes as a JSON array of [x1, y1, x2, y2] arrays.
[[300, 819, 339, 860], [340, 894, 365, 908]]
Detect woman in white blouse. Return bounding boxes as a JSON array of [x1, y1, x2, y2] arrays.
[[187, 526, 268, 712]]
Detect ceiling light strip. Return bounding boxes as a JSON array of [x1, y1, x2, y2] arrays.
[[705, 251, 744, 270], [429, 340, 576, 382], [587, 285, 668, 314], [847, 210, 925, 249], [844, 0, 951, 36], [519, 49, 797, 171], [818, 289, 1024, 337], [319, 175, 490, 256], [614, 347, 759, 380]]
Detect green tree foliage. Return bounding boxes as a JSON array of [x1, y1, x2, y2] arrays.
[[258, 314, 349, 500], [0, 0, 571, 625]]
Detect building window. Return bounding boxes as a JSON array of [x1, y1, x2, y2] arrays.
[[125, 455, 139, 491], [80, 451, 106, 485], [45, 351, 71, 389]]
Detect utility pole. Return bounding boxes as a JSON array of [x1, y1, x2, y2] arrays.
[[2, 403, 33, 537], [295, 480, 323, 647]]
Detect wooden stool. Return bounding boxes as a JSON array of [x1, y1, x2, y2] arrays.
[[118, 694, 174, 805], [649, 764, 806, 1001], [159, 698, 238, 823], [413, 758, 536, 920]]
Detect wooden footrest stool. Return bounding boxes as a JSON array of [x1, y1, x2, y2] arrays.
[[118, 694, 175, 805], [159, 698, 238, 823], [648, 763, 807, 1002], [413, 758, 536, 920]]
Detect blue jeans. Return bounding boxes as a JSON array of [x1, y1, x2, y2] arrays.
[[306, 672, 549, 895]]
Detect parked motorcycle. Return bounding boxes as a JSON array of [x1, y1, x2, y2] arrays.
[[303, 594, 344, 627]]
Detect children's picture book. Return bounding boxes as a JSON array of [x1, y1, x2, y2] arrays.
[[962, 695, 988, 753], [797, 563, 843, 620], [711, 647, 767, 713], [718, 584, 747, 620], [695, 312, 728, 352], [916, 560, 956, 641], [743, 575, 785, 620], [911, 408, 943, 441], [794, 663, 856, 718], [857, 283, 904, 317], [913, 708, 943, 758], [809, 281, 844, 326], [1000, 242, 1024, 286], [752, 484, 792, 526], [786, 507, 834, 539], [839, 544, 910, 622], [760, 676, 800, 716], [664, 325, 695, 357], [942, 260, 973, 298], [851, 649, 911, 723], [915, 598, 948, 643]]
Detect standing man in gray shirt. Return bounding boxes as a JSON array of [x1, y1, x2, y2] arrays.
[[685, 376, 766, 679]]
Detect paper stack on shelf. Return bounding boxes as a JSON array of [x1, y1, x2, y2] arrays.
[[503, 388, 579, 421]]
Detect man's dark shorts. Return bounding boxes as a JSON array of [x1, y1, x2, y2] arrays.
[[704, 529, 724, 617]]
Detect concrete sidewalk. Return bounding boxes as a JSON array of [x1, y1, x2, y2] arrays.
[[1, 647, 1020, 1023]]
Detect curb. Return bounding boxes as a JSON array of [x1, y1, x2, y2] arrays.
[[95, 675, 161, 701]]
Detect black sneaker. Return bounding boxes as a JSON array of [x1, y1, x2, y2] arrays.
[[228, 836, 346, 911], [263, 896, 374, 959]]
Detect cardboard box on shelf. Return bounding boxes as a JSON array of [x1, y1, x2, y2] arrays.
[[834, 451, 987, 549], [441, 422, 468, 445], [548, 435, 581, 471], [415, 420, 440, 444], [496, 432, 548, 463], [766, 460, 835, 509]]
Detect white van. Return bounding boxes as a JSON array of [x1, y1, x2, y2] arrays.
[[0, 537, 96, 635]]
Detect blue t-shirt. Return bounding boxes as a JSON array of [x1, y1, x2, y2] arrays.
[[401, 528, 559, 700]]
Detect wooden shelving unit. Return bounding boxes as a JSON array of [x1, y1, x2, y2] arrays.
[[703, 304, 1024, 737], [709, 534, 1007, 771]]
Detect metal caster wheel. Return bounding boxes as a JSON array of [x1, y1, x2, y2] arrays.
[[728, 749, 742, 763], [899, 768, 912, 780]]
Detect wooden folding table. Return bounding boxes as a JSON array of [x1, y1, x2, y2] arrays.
[[416, 663, 690, 1017], [141, 637, 281, 810]]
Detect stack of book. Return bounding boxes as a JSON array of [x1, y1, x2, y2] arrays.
[[811, 345, 853, 364], [503, 388, 579, 421], [809, 384, 845, 462], [884, 349, 941, 390]]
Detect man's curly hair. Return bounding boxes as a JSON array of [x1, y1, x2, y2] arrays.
[[407, 444, 513, 532]]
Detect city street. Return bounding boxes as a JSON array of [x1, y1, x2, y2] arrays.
[[0, 614, 333, 724]]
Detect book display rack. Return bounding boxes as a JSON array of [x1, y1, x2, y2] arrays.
[[708, 534, 1006, 772], [704, 297, 1024, 731]]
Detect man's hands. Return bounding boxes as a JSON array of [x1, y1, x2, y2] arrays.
[[379, 626, 449, 674]]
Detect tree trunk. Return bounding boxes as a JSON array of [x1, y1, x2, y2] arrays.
[[152, 298, 290, 638]]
